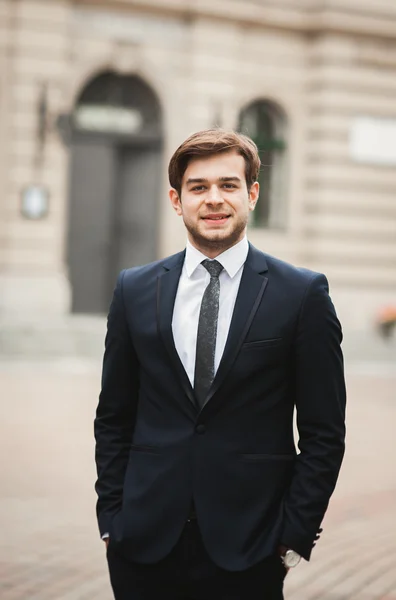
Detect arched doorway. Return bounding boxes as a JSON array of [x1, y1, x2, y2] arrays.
[[67, 72, 163, 313]]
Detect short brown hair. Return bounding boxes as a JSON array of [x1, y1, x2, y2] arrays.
[[168, 128, 261, 196]]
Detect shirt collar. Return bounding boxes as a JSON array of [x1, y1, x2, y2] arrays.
[[184, 237, 249, 279]]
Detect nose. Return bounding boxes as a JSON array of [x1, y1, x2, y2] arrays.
[[206, 184, 222, 205]]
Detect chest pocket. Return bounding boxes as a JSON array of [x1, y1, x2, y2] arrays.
[[240, 337, 288, 367], [242, 337, 283, 349]]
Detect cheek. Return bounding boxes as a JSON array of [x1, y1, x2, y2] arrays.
[[232, 199, 250, 214], [181, 199, 200, 217]]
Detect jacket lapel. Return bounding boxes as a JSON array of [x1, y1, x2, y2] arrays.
[[203, 244, 269, 407], [157, 251, 198, 412]]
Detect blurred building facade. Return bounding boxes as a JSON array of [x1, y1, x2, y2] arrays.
[[0, 0, 396, 330]]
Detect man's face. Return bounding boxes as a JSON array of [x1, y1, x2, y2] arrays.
[[169, 150, 259, 257]]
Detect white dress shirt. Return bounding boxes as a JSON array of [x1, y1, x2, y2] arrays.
[[172, 237, 249, 387]]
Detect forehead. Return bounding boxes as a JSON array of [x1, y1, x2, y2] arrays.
[[182, 150, 246, 184]]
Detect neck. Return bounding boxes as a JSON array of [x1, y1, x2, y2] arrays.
[[187, 234, 246, 259]]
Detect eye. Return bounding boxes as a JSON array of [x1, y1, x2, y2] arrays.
[[222, 183, 236, 189]]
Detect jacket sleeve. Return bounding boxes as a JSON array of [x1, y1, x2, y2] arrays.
[[94, 270, 139, 537], [280, 273, 346, 560]]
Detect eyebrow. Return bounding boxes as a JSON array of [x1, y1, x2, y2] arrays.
[[186, 176, 242, 185]]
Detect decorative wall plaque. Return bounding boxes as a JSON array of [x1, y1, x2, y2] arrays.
[[21, 185, 49, 220], [350, 116, 396, 167]]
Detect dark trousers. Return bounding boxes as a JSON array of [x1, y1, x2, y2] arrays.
[[107, 520, 286, 600]]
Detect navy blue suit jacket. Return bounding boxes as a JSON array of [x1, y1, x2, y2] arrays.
[[94, 244, 346, 570]]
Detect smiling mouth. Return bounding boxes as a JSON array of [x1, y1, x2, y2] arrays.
[[202, 215, 230, 221]]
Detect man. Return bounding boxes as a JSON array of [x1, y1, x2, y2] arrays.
[[94, 129, 346, 599]]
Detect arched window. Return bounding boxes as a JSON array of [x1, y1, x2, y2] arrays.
[[238, 100, 288, 229]]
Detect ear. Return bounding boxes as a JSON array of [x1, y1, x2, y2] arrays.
[[248, 181, 259, 212], [169, 188, 182, 215]]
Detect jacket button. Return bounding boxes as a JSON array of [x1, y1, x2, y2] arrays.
[[195, 424, 206, 434]]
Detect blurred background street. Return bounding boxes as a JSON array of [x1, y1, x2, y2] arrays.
[[1, 0, 396, 598]]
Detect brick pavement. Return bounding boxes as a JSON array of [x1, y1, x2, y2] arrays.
[[0, 360, 395, 600]]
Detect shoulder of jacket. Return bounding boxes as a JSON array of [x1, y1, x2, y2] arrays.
[[263, 252, 324, 284], [120, 251, 185, 284]]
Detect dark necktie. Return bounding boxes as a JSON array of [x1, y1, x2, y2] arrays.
[[194, 259, 224, 409]]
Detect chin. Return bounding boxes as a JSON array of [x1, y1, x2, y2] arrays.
[[200, 223, 231, 237], [186, 219, 246, 250], [202, 230, 230, 242]]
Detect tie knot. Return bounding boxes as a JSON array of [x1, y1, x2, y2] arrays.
[[202, 259, 223, 279]]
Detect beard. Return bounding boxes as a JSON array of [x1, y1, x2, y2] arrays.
[[183, 213, 248, 255]]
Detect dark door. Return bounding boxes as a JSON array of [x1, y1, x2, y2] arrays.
[[68, 138, 116, 313], [110, 143, 160, 277], [68, 138, 161, 313]]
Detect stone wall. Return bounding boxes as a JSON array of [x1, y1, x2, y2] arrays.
[[0, 0, 395, 331], [303, 32, 396, 328]]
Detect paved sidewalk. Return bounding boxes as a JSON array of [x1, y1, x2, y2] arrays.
[[0, 359, 395, 599]]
